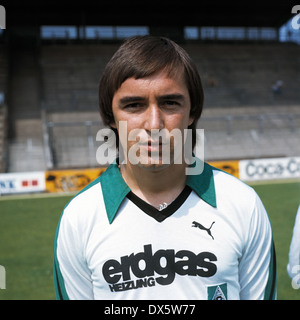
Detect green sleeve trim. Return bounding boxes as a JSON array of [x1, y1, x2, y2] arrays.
[[53, 216, 69, 300], [264, 239, 277, 300], [53, 176, 103, 300]]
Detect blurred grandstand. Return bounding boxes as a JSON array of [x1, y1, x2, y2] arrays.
[[0, 1, 300, 172]]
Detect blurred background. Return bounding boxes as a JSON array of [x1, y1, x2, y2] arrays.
[[0, 1, 299, 172]]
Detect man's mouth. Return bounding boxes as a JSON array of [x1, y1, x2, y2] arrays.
[[141, 140, 168, 150]]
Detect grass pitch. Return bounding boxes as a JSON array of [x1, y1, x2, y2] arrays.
[[252, 181, 300, 300], [0, 194, 73, 300], [0, 181, 299, 300]]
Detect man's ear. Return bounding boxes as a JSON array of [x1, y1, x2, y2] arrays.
[[110, 121, 117, 129], [188, 116, 194, 126]]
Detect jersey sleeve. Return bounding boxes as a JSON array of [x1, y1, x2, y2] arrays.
[[54, 207, 94, 300], [238, 193, 277, 300], [287, 205, 300, 287]]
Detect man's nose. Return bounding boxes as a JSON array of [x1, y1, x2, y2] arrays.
[[144, 104, 164, 131]]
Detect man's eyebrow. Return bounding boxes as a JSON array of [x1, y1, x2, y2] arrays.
[[118, 94, 186, 105], [159, 94, 185, 101], [119, 96, 145, 105]]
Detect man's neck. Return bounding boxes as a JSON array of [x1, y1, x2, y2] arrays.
[[120, 162, 187, 208]]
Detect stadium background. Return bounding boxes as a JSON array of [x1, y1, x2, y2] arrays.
[[0, 0, 300, 299]]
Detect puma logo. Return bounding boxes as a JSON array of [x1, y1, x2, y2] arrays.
[[192, 221, 215, 240]]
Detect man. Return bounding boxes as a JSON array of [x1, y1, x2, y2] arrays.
[[287, 204, 300, 289], [54, 36, 276, 300]]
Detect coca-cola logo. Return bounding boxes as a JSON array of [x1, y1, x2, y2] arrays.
[[245, 158, 300, 178]]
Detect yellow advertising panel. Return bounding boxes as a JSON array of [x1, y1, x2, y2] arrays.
[[45, 167, 107, 193], [45, 161, 239, 193], [208, 160, 240, 179]]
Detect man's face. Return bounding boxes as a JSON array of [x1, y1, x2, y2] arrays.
[[111, 70, 194, 170]]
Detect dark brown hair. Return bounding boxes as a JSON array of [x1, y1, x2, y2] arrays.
[[98, 35, 204, 149]]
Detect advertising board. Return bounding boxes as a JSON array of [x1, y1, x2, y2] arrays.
[[239, 157, 300, 181], [0, 171, 45, 195], [45, 167, 106, 193], [208, 160, 240, 179]]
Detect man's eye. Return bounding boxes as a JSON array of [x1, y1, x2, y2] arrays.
[[124, 103, 143, 109], [164, 101, 180, 107]]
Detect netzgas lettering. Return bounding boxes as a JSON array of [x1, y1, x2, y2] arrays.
[[102, 244, 217, 292]]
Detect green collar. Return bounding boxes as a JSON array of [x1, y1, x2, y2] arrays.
[[100, 159, 217, 224]]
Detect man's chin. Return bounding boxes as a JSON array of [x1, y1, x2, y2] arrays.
[[136, 161, 171, 172], [128, 152, 171, 171]]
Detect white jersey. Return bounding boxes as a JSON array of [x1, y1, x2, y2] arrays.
[[287, 204, 300, 288], [54, 160, 276, 300]]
